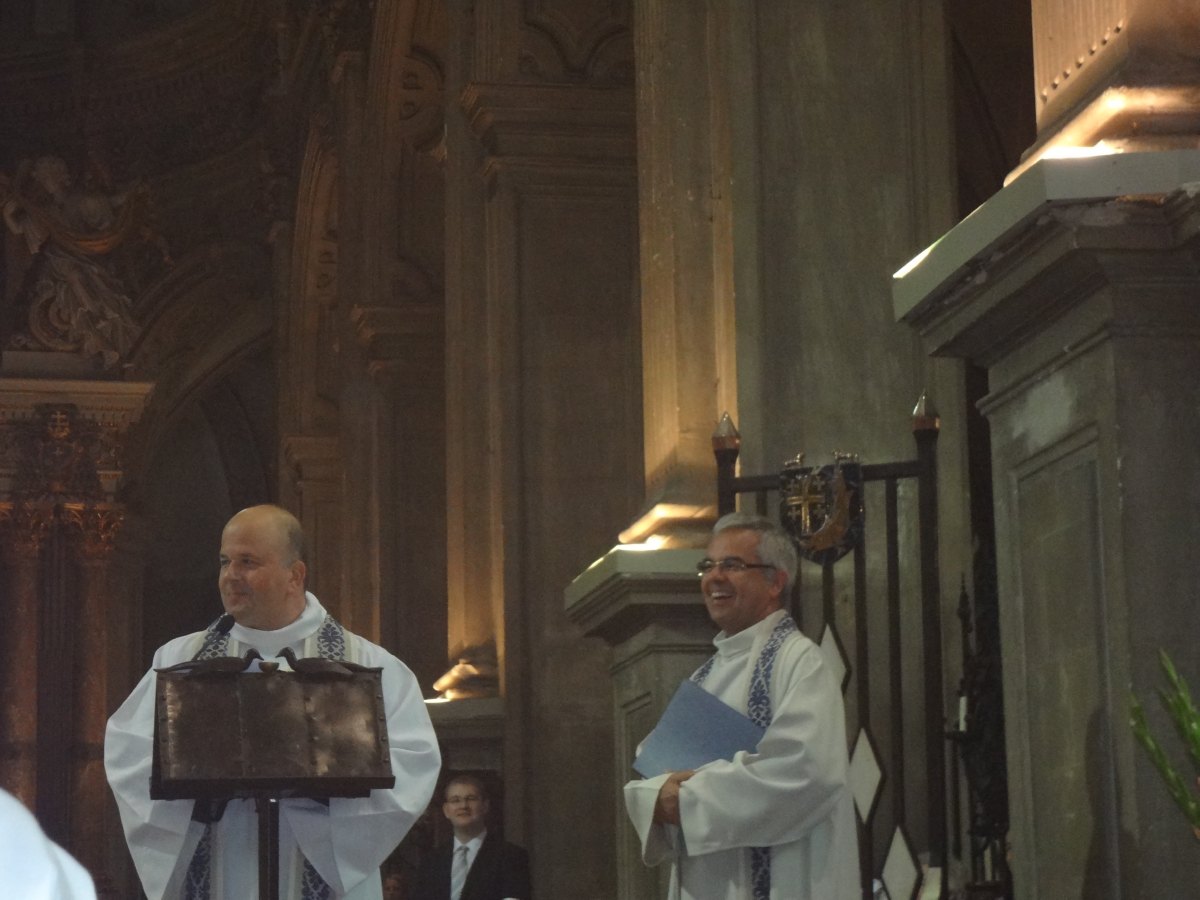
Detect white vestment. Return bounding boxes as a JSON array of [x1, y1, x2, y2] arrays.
[[624, 609, 860, 900], [105, 592, 442, 899], [0, 787, 96, 900]]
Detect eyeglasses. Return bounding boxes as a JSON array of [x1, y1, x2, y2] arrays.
[[444, 794, 482, 805], [696, 557, 776, 576]]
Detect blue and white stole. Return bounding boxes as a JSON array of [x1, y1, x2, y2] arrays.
[[691, 613, 798, 900], [183, 614, 349, 900]]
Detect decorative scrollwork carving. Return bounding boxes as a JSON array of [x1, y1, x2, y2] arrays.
[[1, 156, 147, 368], [520, 0, 633, 85]]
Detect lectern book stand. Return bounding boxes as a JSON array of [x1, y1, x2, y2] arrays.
[[150, 652, 395, 900]]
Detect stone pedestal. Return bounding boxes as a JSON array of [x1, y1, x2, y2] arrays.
[[565, 547, 711, 900], [894, 150, 1200, 899]]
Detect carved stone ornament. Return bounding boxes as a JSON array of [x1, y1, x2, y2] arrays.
[[518, 0, 633, 86], [393, 55, 445, 150], [6, 405, 105, 502], [59, 502, 125, 559], [0, 156, 154, 368], [0, 502, 54, 559]]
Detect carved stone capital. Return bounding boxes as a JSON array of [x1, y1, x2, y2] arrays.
[[59, 503, 125, 560], [0, 502, 54, 560]]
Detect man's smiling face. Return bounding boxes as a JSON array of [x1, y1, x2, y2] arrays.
[[218, 508, 306, 630], [700, 528, 786, 636], [442, 779, 489, 838]]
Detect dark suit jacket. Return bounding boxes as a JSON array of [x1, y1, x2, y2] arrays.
[[412, 833, 532, 900]]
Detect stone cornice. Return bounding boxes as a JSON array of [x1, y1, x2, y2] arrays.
[[893, 150, 1200, 364], [0, 377, 153, 431], [564, 547, 708, 647]]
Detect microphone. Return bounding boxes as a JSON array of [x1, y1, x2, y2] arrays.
[[190, 613, 236, 661]]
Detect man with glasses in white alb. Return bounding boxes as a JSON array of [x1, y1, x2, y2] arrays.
[[624, 512, 860, 900]]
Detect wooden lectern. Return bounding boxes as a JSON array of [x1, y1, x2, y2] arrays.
[[150, 651, 395, 900]]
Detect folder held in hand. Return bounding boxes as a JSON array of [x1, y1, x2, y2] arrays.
[[632, 679, 765, 778]]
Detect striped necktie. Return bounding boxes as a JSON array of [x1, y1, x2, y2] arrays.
[[450, 844, 470, 900]]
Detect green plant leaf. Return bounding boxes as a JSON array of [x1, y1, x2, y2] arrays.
[[1131, 654, 1200, 834]]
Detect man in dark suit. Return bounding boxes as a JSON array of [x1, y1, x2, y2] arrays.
[[412, 775, 532, 900]]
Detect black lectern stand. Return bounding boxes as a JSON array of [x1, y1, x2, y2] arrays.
[[150, 653, 395, 900]]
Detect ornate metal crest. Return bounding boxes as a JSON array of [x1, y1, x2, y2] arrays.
[[779, 452, 864, 565]]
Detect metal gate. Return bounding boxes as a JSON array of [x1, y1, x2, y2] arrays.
[[712, 399, 948, 900]]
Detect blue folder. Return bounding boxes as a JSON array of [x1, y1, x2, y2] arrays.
[[632, 679, 765, 778]]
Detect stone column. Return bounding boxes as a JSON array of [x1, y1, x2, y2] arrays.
[[331, 48, 379, 637], [61, 504, 122, 895], [627, 0, 737, 544], [351, 304, 447, 694], [0, 503, 51, 808], [894, 150, 1200, 899], [352, 1, 448, 671], [277, 102, 342, 615]]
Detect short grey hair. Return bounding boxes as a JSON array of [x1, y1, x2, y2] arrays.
[[712, 512, 798, 593]]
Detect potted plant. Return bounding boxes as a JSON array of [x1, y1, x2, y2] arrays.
[[1130, 650, 1200, 840]]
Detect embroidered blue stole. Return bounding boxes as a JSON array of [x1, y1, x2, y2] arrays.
[[690, 614, 797, 900], [183, 614, 348, 900]]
